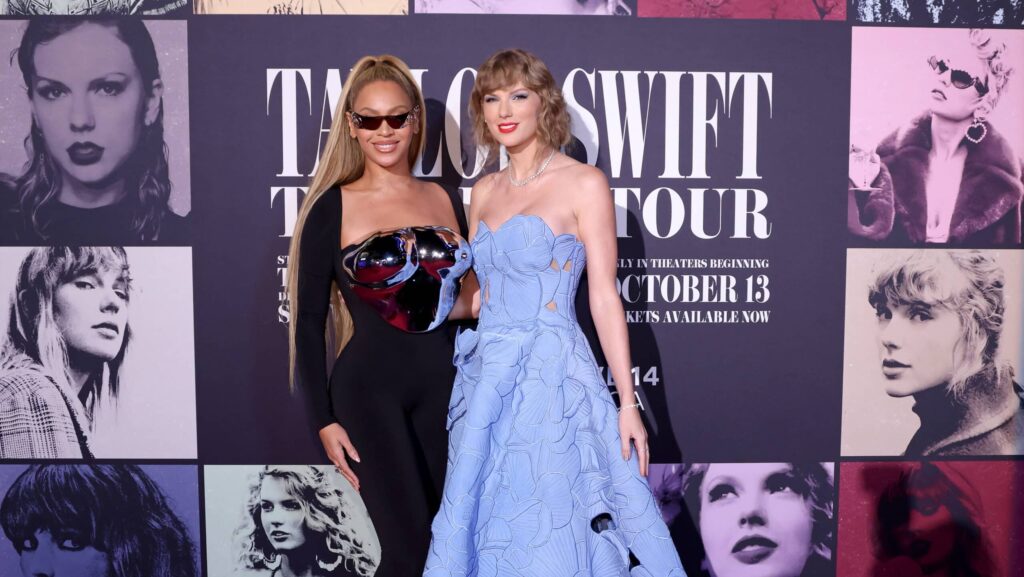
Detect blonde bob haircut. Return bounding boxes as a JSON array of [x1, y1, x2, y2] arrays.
[[867, 250, 1010, 400], [470, 49, 571, 162], [287, 55, 426, 390]]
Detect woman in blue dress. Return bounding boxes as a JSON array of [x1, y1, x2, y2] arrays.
[[424, 48, 685, 576]]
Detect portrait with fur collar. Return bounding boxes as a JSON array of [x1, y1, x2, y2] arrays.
[[848, 28, 1023, 247]]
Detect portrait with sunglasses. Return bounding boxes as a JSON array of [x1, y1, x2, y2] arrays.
[[927, 56, 989, 96], [847, 27, 1022, 247], [349, 105, 420, 131]]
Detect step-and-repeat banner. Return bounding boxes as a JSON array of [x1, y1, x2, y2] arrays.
[[0, 1, 1021, 576]]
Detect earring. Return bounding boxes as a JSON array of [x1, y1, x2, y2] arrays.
[[263, 551, 281, 570], [317, 552, 344, 571], [966, 117, 988, 144]]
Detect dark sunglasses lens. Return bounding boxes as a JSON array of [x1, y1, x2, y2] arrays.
[[384, 112, 411, 129], [358, 116, 383, 130], [949, 70, 975, 89], [355, 112, 411, 130]]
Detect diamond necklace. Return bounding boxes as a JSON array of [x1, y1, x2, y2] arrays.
[[507, 149, 557, 187]]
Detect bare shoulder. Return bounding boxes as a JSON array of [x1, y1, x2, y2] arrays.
[[572, 162, 609, 190], [472, 171, 501, 198], [421, 180, 451, 202], [557, 160, 609, 209], [470, 171, 501, 210]]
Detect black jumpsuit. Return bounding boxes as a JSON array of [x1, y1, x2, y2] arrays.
[[294, 185, 468, 577]]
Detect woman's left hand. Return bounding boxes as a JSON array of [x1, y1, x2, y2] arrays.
[[619, 407, 649, 476]]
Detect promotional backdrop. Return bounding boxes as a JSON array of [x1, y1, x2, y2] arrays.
[[0, 2, 1021, 576]]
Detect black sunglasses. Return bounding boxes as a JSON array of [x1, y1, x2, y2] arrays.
[[350, 105, 419, 131], [928, 56, 989, 96]]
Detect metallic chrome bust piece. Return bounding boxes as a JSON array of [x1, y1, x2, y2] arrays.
[[342, 226, 471, 333]]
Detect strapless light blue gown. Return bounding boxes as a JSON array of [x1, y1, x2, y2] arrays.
[[424, 214, 685, 577]]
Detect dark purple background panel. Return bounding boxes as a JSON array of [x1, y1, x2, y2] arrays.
[[0, 464, 201, 575], [189, 16, 850, 464]]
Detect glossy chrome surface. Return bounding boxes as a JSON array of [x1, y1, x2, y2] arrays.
[[342, 226, 471, 332]]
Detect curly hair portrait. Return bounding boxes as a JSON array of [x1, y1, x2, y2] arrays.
[[0, 464, 197, 577], [867, 250, 1009, 400], [236, 465, 379, 577], [469, 48, 572, 162]]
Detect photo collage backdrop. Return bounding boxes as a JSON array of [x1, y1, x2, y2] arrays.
[[0, 1, 1021, 575]]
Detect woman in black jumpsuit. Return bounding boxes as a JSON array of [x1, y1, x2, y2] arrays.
[[289, 55, 472, 577]]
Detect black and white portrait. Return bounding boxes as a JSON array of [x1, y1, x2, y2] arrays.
[[0, 247, 197, 459], [841, 249, 1024, 456], [204, 465, 381, 577], [0, 19, 191, 244], [193, 0, 405, 13], [0, 0, 189, 15], [415, 0, 634, 15], [847, 28, 1024, 247], [649, 462, 836, 577], [851, 0, 1024, 25], [0, 464, 200, 577]]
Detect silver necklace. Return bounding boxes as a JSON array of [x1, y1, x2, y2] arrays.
[[507, 149, 557, 187]]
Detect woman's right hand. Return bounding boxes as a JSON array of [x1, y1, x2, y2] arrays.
[[318, 422, 361, 491]]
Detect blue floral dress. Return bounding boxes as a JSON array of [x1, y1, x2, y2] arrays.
[[424, 215, 685, 576]]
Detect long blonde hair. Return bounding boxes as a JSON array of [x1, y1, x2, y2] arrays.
[[287, 55, 426, 390]]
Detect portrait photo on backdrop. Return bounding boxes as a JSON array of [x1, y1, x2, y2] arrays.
[[851, 0, 1024, 25], [0, 18, 191, 245], [0, 464, 200, 577], [415, 0, 634, 15], [638, 0, 845, 21], [193, 0, 406, 14], [838, 461, 1024, 577], [203, 465, 380, 577], [0, 246, 197, 459], [847, 27, 1024, 247], [649, 462, 836, 577], [0, 0, 189, 15], [841, 249, 1024, 457]]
